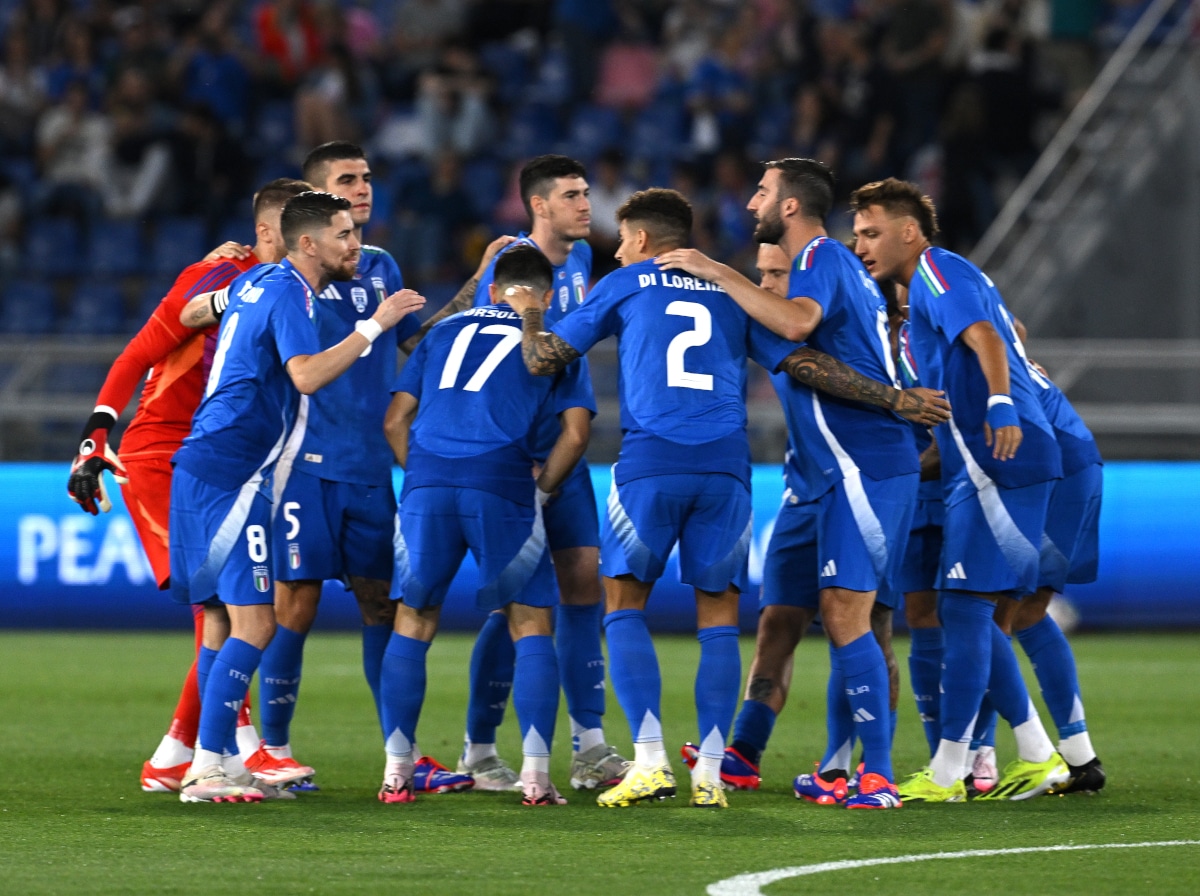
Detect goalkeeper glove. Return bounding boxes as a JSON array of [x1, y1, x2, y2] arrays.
[[67, 409, 129, 514]]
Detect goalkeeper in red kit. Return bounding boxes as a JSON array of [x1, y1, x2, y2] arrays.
[[66, 178, 310, 793]]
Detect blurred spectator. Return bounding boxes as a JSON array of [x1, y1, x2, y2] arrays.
[[168, 102, 251, 237], [0, 169, 20, 280], [588, 148, 636, 277], [394, 152, 482, 284], [44, 18, 105, 102], [253, 0, 322, 96], [709, 150, 756, 272], [105, 6, 169, 88], [170, 4, 254, 137], [14, 0, 69, 65], [878, 0, 950, 167], [384, 0, 469, 100], [414, 42, 493, 161], [0, 31, 49, 154], [295, 42, 378, 150], [552, 0, 619, 103], [685, 27, 754, 167], [33, 78, 108, 229]]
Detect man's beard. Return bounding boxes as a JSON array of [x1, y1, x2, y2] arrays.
[[754, 206, 785, 245]]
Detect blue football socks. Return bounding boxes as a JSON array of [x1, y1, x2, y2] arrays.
[[938, 595, 994, 745], [380, 633, 430, 759], [197, 638, 261, 756], [258, 624, 306, 746], [695, 626, 740, 759], [908, 625, 944, 756], [603, 609, 663, 744], [556, 602, 605, 745], [836, 632, 893, 781], [361, 623, 391, 732], [731, 700, 777, 767], [1017, 615, 1088, 740], [464, 611, 514, 746], [513, 634, 559, 759], [819, 641, 855, 775]]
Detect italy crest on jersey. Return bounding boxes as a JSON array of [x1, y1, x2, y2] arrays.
[[288, 543, 301, 570], [571, 271, 586, 307], [351, 286, 368, 312], [253, 565, 270, 592], [372, 277, 387, 303]]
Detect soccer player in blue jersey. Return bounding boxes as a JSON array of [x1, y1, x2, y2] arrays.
[[851, 177, 1069, 801], [656, 159, 924, 810], [506, 188, 803, 809], [676, 245, 947, 794], [224, 141, 455, 792], [378, 245, 593, 806], [448, 155, 629, 793], [171, 191, 425, 802]]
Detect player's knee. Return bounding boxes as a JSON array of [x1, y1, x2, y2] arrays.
[[552, 547, 601, 606], [351, 576, 394, 625]]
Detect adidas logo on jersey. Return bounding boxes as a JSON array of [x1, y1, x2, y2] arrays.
[[946, 562, 967, 580], [821, 559, 838, 577]]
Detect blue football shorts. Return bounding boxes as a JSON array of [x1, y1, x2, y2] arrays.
[[169, 467, 275, 607], [760, 492, 820, 610], [939, 478, 1054, 597], [1039, 462, 1102, 591], [601, 471, 751, 594], [391, 485, 556, 612], [272, 468, 395, 583], [543, 460, 600, 552], [896, 495, 946, 594], [815, 471, 918, 596]]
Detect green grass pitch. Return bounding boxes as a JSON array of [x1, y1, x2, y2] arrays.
[[1, 630, 1197, 894]]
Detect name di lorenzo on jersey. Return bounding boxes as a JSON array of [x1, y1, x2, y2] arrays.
[[635, 272, 728, 292]]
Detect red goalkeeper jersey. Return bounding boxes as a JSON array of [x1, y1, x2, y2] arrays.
[[97, 254, 260, 461]]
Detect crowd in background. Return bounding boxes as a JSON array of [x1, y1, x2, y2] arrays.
[[0, 0, 1156, 327]]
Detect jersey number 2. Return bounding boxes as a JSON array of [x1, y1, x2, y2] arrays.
[[438, 323, 522, 391], [665, 301, 714, 391]]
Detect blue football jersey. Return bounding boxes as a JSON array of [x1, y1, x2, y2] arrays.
[[780, 237, 918, 494], [552, 258, 795, 486], [394, 303, 594, 505], [174, 259, 321, 490], [473, 234, 593, 328], [907, 247, 1062, 494], [290, 245, 420, 486], [474, 235, 595, 461], [898, 320, 941, 503], [1004, 332, 1102, 477]]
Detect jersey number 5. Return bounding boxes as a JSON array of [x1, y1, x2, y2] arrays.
[[666, 301, 713, 391], [438, 323, 523, 391]]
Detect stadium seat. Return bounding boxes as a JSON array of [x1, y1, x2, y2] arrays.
[[0, 280, 56, 335], [461, 157, 505, 219], [58, 281, 128, 336], [479, 42, 531, 105], [501, 103, 562, 162], [148, 216, 208, 276], [250, 100, 296, 161], [560, 105, 624, 163], [25, 217, 81, 278], [87, 219, 145, 277], [749, 105, 792, 158], [131, 276, 178, 330], [629, 104, 687, 164]]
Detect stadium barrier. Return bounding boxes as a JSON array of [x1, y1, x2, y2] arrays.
[[1, 462, 1196, 631]]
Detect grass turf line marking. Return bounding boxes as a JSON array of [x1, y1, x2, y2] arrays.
[[707, 840, 1200, 895]]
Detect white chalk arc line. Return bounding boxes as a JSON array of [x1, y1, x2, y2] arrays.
[[707, 840, 1200, 895]]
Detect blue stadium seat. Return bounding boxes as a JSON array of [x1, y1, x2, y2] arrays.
[[749, 105, 792, 158], [130, 276, 178, 330], [561, 105, 624, 162], [629, 104, 687, 164], [25, 217, 81, 278], [461, 157, 505, 219], [502, 103, 562, 162], [479, 42, 531, 105], [213, 217, 254, 250], [87, 219, 145, 277], [250, 100, 296, 160], [148, 216, 208, 276], [58, 281, 127, 336], [0, 280, 56, 335]]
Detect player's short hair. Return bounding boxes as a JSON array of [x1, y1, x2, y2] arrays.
[[252, 178, 312, 220], [519, 154, 587, 219], [281, 191, 352, 251], [849, 177, 940, 239], [764, 158, 835, 222], [493, 244, 554, 296], [616, 188, 692, 250], [301, 140, 367, 187]]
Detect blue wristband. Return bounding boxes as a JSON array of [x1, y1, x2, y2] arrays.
[[986, 395, 1019, 430]]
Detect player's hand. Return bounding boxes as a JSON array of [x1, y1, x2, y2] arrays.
[[477, 235, 518, 275], [499, 284, 543, 315], [203, 241, 252, 262], [67, 427, 128, 514], [372, 289, 426, 330], [655, 247, 725, 283], [984, 397, 1022, 460], [892, 387, 951, 425]]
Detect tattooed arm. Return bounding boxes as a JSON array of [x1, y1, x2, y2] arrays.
[[399, 234, 517, 354], [778, 347, 951, 425], [517, 306, 580, 376]]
